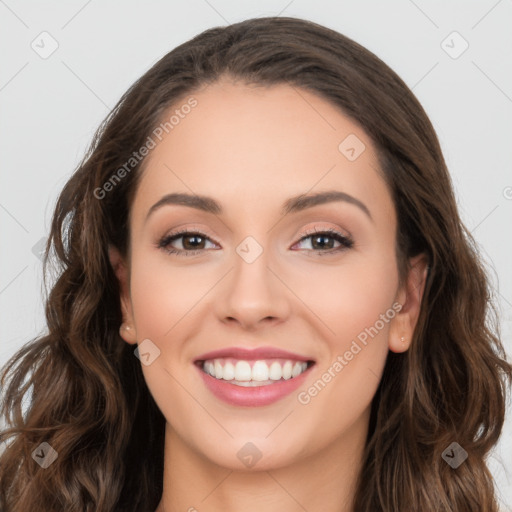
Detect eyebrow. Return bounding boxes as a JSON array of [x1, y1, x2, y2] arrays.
[[145, 190, 372, 223]]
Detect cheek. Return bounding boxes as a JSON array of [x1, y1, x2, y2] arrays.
[[128, 249, 203, 337], [286, 249, 399, 343], [127, 252, 206, 417], [290, 252, 397, 415]]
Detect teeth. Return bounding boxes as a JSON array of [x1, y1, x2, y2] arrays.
[[222, 361, 235, 380], [269, 361, 282, 380], [291, 362, 303, 378], [214, 360, 223, 379], [202, 358, 309, 383], [282, 361, 293, 379], [252, 360, 269, 381], [206, 361, 215, 377], [235, 361, 252, 381]]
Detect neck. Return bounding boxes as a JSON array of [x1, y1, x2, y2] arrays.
[[155, 410, 369, 512]]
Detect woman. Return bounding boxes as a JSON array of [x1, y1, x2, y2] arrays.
[[1, 16, 510, 512]]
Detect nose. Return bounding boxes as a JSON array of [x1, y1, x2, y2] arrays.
[[214, 248, 291, 331]]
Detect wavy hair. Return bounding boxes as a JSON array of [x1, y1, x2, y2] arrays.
[[1, 16, 511, 511]]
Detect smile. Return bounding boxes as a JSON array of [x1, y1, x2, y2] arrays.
[[199, 358, 312, 386], [194, 358, 315, 407]]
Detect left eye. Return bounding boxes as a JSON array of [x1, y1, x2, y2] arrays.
[[157, 229, 353, 257], [293, 229, 353, 252]]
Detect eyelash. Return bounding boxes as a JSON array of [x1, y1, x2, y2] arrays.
[[157, 227, 354, 257]]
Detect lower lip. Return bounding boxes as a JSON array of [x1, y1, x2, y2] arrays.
[[195, 363, 314, 407]]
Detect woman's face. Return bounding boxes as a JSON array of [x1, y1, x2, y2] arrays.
[[111, 79, 425, 471]]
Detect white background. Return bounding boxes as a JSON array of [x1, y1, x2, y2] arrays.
[[1, 0, 511, 508]]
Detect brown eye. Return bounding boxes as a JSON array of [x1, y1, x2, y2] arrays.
[[293, 228, 353, 254], [158, 230, 217, 256], [181, 233, 206, 250], [310, 233, 336, 250]]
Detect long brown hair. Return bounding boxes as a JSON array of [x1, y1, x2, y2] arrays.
[[1, 16, 510, 511]]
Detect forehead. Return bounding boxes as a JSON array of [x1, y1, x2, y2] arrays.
[[131, 80, 395, 226]]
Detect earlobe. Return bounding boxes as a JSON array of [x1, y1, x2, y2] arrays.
[[388, 253, 429, 353], [119, 322, 137, 344], [108, 244, 137, 344], [388, 334, 409, 353]]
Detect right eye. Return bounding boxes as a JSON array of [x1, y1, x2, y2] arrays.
[[158, 230, 218, 256]]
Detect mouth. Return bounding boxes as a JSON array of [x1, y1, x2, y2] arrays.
[[193, 347, 316, 407], [194, 358, 316, 386]]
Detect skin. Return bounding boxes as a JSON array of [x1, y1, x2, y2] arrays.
[[109, 78, 428, 512]]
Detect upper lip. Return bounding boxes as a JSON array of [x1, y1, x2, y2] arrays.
[[194, 346, 315, 363]]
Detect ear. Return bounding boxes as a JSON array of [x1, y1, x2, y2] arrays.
[[108, 244, 137, 344], [388, 253, 429, 353]]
